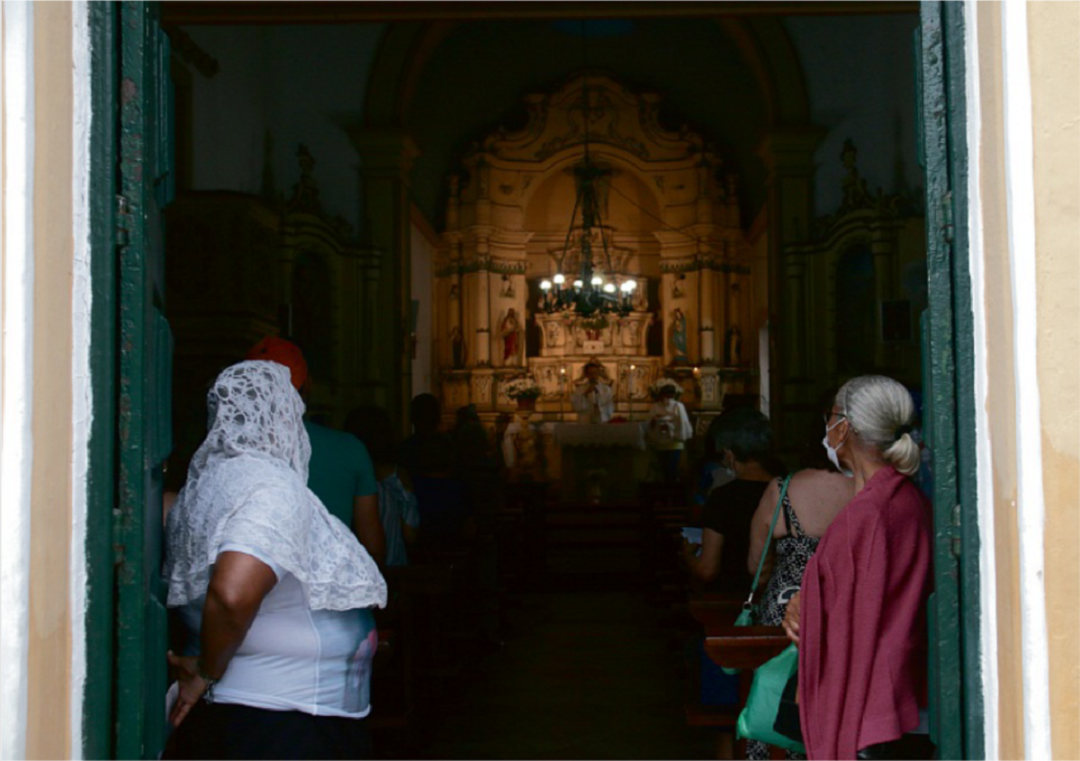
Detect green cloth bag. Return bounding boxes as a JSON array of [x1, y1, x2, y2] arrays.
[[721, 473, 793, 675], [736, 643, 806, 754]]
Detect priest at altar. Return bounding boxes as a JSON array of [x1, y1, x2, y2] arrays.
[[570, 361, 614, 423]]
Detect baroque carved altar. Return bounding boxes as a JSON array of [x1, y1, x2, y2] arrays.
[[435, 74, 762, 451]]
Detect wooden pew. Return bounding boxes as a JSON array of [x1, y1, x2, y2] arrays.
[[690, 600, 792, 760]]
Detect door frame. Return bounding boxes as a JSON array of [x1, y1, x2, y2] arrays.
[[80, 4, 987, 758], [919, 2, 985, 758], [83, 3, 119, 759]]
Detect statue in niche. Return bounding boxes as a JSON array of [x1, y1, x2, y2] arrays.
[[287, 144, 321, 214], [500, 274, 515, 298], [671, 308, 689, 362], [672, 274, 686, 300], [632, 281, 648, 312], [725, 326, 743, 367], [500, 308, 522, 366], [450, 325, 466, 369], [840, 138, 870, 211]]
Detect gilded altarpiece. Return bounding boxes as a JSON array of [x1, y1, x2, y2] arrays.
[[435, 75, 760, 449]]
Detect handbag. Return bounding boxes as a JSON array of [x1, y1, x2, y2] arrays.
[[736, 643, 806, 754], [722, 473, 793, 674]]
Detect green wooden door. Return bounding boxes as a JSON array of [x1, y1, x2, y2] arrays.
[[115, 2, 175, 758], [917, 3, 983, 759]]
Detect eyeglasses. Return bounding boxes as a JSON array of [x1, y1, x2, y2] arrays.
[[824, 411, 847, 425]]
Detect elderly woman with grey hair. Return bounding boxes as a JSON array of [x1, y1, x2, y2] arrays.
[[784, 375, 933, 760]]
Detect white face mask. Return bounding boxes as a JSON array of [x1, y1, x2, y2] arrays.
[[822, 417, 853, 477]]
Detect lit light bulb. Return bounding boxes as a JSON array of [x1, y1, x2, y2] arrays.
[[619, 280, 634, 293], [626, 279, 638, 292], [573, 280, 584, 289], [591, 276, 603, 287], [603, 283, 616, 294], [553, 273, 566, 285], [540, 280, 552, 291]]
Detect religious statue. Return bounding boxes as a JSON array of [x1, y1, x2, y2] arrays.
[[500, 308, 522, 366], [631, 281, 648, 311], [724, 325, 743, 367], [450, 325, 466, 368], [840, 138, 870, 211], [570, 361, 614, 424], [672, 275, 685, 300], [500, 274, 515, 298], [671, 308, 689, 362]]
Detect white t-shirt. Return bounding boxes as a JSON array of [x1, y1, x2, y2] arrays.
[[177, 542, 378, 719]]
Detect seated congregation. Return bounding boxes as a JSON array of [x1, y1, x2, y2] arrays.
[[159, 335, 934, 761]]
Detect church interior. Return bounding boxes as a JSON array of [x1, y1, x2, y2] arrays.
[[159, 3, 928, 757]]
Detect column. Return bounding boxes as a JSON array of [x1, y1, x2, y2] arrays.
[[350, 130, 419, 427], [699, 262, 716, 363], [756, 128, 823, 443], [475, 245, 492, 366]]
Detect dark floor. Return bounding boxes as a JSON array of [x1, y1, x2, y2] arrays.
[[387, 584, 717, 760]]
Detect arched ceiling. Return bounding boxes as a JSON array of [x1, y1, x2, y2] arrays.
[[372, 18, 809, 230]]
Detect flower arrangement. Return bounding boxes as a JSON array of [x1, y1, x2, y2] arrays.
[[648, 377, 683, 400], [580, 315, 610, 331], [503, 375, 543, 400]]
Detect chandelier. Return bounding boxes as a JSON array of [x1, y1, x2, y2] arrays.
[[538, 155, 638, 317], [538, 44, 636, 318]]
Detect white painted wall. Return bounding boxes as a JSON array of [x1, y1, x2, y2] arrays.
[[70, 2, 92, 756], [1001, 2, 1052, 758], [963, 4, 1002, 758], [179, 24, 385, 233], [411, 225, 436, 398], [0, 4, 35, 759]]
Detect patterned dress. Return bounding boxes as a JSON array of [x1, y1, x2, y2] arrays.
[[747, 478, 819, 761]]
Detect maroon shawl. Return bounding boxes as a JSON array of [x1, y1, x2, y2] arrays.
[[798, 467, 932, 760]]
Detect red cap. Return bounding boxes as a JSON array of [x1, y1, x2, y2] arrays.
[[245, 336, 308, 390]]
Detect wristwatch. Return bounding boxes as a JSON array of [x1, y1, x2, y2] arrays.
[[196, 659, 220, 704]]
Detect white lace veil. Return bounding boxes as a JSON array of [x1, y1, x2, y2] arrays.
[[164, 360, 387, 611]]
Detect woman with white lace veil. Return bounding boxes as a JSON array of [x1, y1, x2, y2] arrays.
[[163, 361, 387, 760]]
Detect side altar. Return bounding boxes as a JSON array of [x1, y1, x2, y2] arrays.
[[432, 74, 764, 487]]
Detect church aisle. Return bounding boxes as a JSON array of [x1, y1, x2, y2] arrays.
[[409, 589, 715, 760]]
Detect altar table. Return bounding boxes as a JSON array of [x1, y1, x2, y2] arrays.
[[554, 422, 648, 501], [553, 422, 647, 450]]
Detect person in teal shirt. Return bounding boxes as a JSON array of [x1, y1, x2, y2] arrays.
[[246, 337, 385, 567]]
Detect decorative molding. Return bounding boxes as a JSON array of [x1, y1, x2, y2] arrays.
[[165, 26, 220, 77], [463, 73, 707, 166], [659, 258, 751, 275]]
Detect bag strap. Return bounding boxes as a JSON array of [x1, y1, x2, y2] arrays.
[[744, 472, 794, 608]]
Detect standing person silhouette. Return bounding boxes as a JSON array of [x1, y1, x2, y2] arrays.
[[570, 361, 614, 424]]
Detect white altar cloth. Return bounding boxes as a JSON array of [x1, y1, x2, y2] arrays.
[[554, 422, 647, 450]]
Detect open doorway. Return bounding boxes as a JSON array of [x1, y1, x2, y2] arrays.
[[95, 3, 983, 758]]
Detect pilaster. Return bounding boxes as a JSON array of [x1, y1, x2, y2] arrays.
[[349, 129, 420, 427], [756, 127, 824, 444]]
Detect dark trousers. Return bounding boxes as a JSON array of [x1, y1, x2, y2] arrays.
[[163, 700, 372, 760], [857, 733, 936, 760]]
